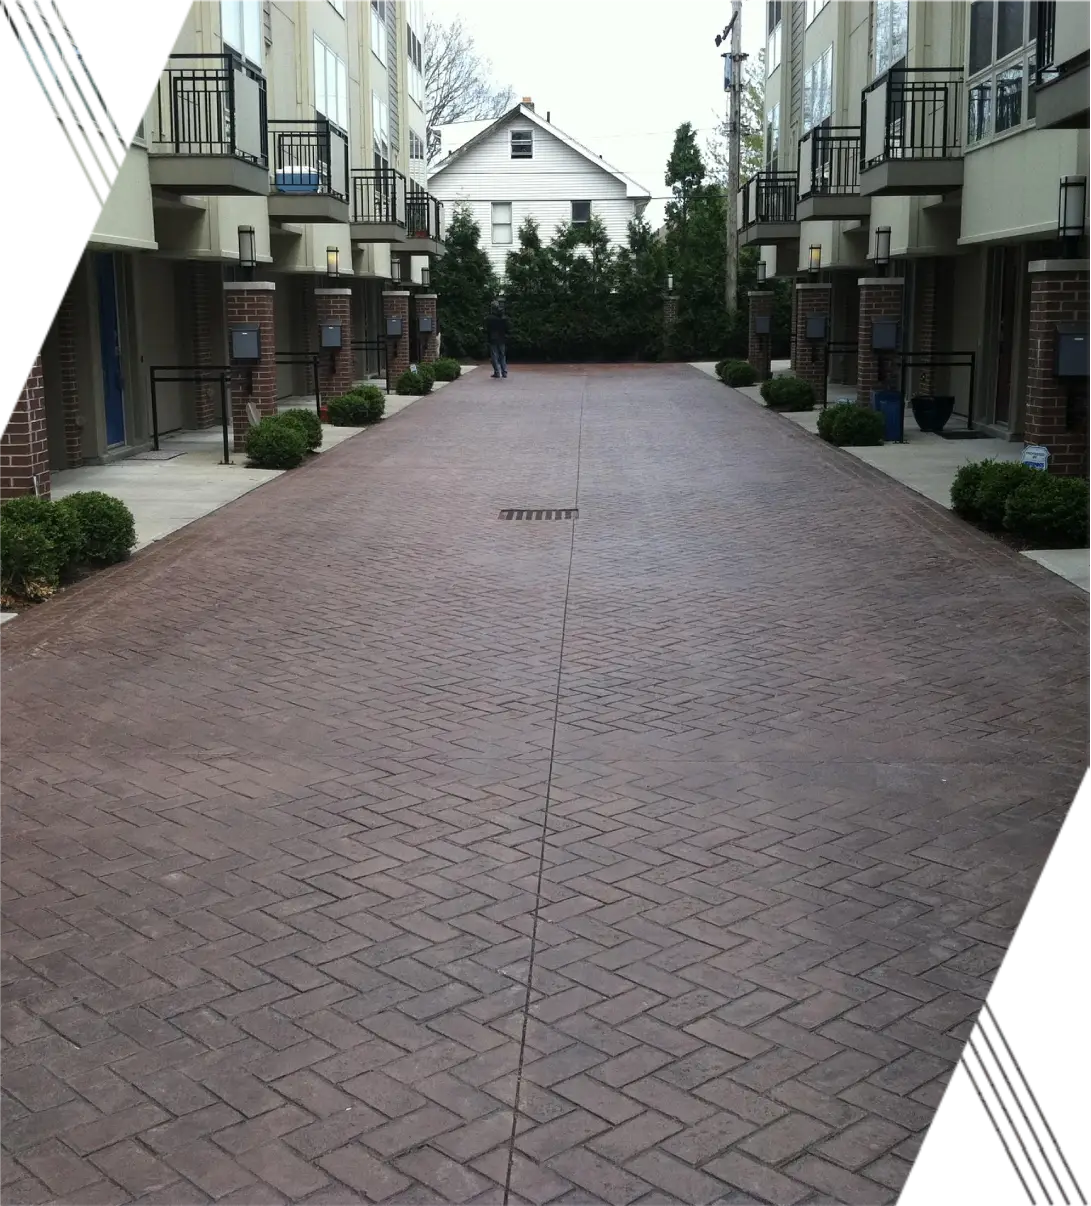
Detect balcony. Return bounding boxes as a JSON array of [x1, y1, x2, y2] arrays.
[[148, 53, 269, 196], [1034, 0, 1090, 130], [737, 171, 799, 245], [796, 127, 870, 221], [397, 189, 446, 257], [267, 119, 349, 223], [350, 167, 407, 243], [859, 68, 964, 197]]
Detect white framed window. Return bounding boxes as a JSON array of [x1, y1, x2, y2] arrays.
[[966, 1, 1037, 146], [409, 130, 426, 161], [803, 44, 833, 131], [492, 202, 513, 244], [313, 36, 347, 130], [371, 0, 388, 66], [329, 0, 346, 14], [221, 0, 262, 66], [372, 90, 389, 166], [873, 0, 909, 77], [766, 0, 782, 72], [806, 0, 828, 24], [510, 130, 533, 158], [571, 201, 591, 225], [766, 103, 780, 168]]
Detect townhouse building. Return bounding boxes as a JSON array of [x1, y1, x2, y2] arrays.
[[2, 0, 445, 500], [742, 0, 1089, 474]]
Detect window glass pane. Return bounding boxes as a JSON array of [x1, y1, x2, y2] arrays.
[[336, 58, 347, 128], [314, 38, 326, 115], [970, 1, 995, 74], [1027, 54, 1037, 117], [995, 63, 1023, 129], [571, 201, 591, 224], [511, 130, 532, 158], [222, 1, 242, 51], [997, 1, 1025, 56], [242, 0, 261, 62], [875, 0, 909, 76], [968, 79, 992, 142]]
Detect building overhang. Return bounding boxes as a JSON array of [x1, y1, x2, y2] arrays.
[[858, 158, 964, 197]]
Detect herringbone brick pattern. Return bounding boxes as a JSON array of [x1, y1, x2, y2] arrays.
[[2, 364, 1086, 1205]]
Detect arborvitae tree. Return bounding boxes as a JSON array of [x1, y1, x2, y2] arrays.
[[613, 216, 667, 361], [430, 204, 497, 359], [664, 123, 707, 264]]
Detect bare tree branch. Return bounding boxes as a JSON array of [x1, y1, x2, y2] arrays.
[[425, 16, 514, 165]]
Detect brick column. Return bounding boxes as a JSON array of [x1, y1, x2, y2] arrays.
[[57, 286, 82, 466], [663, 292, 679, 359], [315, 287, 354, 397], [747, 291, 775, 381], [857, 276, 905, 403], [1024, 259, 1090, 477], [416, 293, 439, 363], [383, 290, 411, 390], [789, 279, 799, 369], [1, 356, 51, 500], [223, 281, 277, 452], [191, 263, 218, 428], [793, 283, 832, 404]]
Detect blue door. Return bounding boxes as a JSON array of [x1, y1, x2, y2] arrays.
[[94, 253, 126, 447]]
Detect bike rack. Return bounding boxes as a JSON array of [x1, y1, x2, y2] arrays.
[[149, 365, 233, 464]]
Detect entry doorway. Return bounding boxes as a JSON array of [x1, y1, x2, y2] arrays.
[[94, 252, 127, 448], [988, 246, 1019, 427]]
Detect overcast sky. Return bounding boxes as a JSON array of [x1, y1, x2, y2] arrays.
[[440, 0, 766, 228]]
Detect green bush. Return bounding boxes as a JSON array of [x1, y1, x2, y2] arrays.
[[245, 415, 308, 469], [717, 359, 758, 387], [1003, 473, 1089, 547], [396, 370, 427, 396], [951, 461, 991, 519], [974, 461, 1039, 530], [0, 495, 82, 569], [416, 363, 436, 394], [763, 376, 815, 412], [327, 394, 368, 426], [350, 383, 386, 407], [432, 358, 462, 381], [54, 491, 136, 564], [0, 518, 62, 600], [818, 401, 884, 446], [277, 407, 323, 452]]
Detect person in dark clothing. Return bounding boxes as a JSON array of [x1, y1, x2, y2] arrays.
[[486, 306, 509, 378]]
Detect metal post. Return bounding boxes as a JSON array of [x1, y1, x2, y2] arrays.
[[967, 352, 975, 431], [219, 373, 231, 465], [313, 354, 322, 417], [150, 369, 161, 451], [725, 0, 743, 317]]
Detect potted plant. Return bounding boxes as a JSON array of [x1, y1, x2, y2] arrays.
[[910, 394, 956, 433]]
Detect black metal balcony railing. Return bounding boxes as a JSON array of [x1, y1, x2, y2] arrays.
[[797, 126, 861, 198], [861, 67, 963, 169], [1036, 0, 1057, 84], [351, 166, 406, 225], [268, 118, 349, 201], [739, 171, 798, 226], [406, 188, 444, 241], [153, 52, 268, 166]]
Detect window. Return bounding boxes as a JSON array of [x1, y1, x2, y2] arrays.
[[966, 1, 1036, 145], [371, 0, 388, 66], [766, 103, 780, 169], [313, 37, 347, 130], [510, 130, 533, 158], [969, 1, 995, 73], [221, 0, 262, 65], [767, 1, 783, 72], [372, 90, 389, 168], [492, 202, 513, 244], [571, 201, 591, 225], [806, 0, 828, 23], [995, 63, 1023, 130], [968, 78, 992, 142], [874, 0, 909, 77], [407, 0, 425, 105], [996, 0, 1025, 57], [803, 45, 833, 130], [409, 131, 426, 162]]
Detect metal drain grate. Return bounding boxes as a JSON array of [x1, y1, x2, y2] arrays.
[[499, 508, 578, 521], [131, 450, 185, 461]]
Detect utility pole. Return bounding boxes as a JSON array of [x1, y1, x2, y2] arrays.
[[718, 1, 746, 316]]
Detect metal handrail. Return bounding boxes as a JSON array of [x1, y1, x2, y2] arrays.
[[351, 166, 406, 226], [405, 188, 444, 240], [268, 118, 349, 202], [739, 170, 798, 225], [152, 52, 268, 167], [861, 66, 963, 169], [797, 126, 861, 199], [351, 339, 388, 380]]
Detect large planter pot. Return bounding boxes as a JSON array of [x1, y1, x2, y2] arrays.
[[911, 394, 955, 433]]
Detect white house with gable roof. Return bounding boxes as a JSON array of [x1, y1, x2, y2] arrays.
[[429, 99, 651, 279]]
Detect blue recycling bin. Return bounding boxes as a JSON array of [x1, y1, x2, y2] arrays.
[[871, 389, 904, 443]]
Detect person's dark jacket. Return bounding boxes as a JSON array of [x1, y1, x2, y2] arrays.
[[486, 314, 509, 344]]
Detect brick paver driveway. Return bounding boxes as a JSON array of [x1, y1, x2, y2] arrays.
[[2, 364, 1087, 1206]]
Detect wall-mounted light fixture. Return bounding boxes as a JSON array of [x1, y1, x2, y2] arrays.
[[238, 226, 256, 278], [756, 260, 767, 284], [667, 272, 674, 293], [1059, 175, 1087, 257], [326, 246, 339, 279], [420, 266, 431, 289], [808, 244, 822, 276], [873, 225, 891, 275], [390, 256, 403, 284]]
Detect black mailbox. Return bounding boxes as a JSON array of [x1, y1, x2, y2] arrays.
[[1055, 324, 1089, 378], [871, 319, 900, 351], [419, 315, 435, 333], [386, 316, 403, 338], [229, 324, 261, 362], [754, 315, 771, 336], [320, 322, 342, 350], [805, 315, 828, 341]]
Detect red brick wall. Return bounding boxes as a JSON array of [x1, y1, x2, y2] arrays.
[[747, 291, 774, 381], [857, 278, 905, 402], [224, 283, 277, 451], [315, 288, 354, 397], [793, 284, 832, 404], [417, 294, 439, 362], [383, 291, 411, 389], [57, 287, 82, 467], [1024, 264, 1089, 477], [191, 264, 218, 428], [789, 281, 799, 370], [1, 356, 51, 499]]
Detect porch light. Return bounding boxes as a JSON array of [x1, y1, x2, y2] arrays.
[[1059, 176, 1087, 256], [756, 260, 767, 284], [420, 266, 431, 289], [667, 272, 674, 293], [390, 257, 403, 283], [237, 226, 256, 275], [326, 246, 339, 278], [873, 225, 891, 267], [808, 244, 822, 275]]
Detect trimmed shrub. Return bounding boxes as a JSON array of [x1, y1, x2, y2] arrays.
[[350, 383, 386, 406], [277, 407, 323, 452], [0, 495, 82, 569], [432, 358, 462, 381], [245, 415, 308, 469], [950, 460, 991, 519], [974, 461, 1039, 530], [1003, 473, 1089, 547], [54, 491, 135, 564], [714, 358, 731, 379], [763, 376, 815, 412], [396, 370, 427, 396], [327, 394, 368, 426], [0, 516, 63, 600], [416, 363, 436, 393], [818, 401, 884, 446], [718, 359, 758, 388]]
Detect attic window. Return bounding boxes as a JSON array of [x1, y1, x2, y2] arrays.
[[511, 130, 533, 158], [571, 200, 591, 225]]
